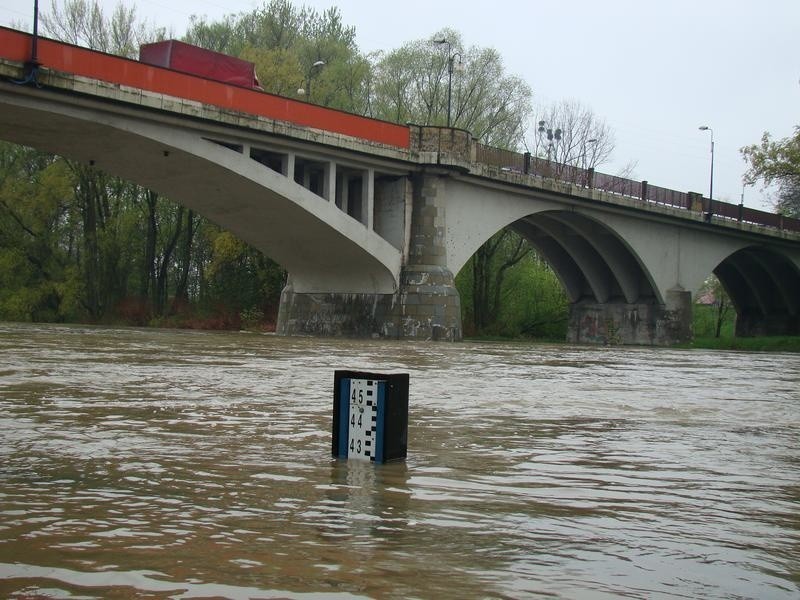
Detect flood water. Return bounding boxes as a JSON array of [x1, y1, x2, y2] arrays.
[[0, 322, 798, 599]]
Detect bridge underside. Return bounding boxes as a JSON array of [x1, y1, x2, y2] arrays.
[[513, 212, 691, 345], [2, 65, 799, 344], [277, 171, 463, 341], [0, 84, 402, 295], [716, 247, 800, 336]]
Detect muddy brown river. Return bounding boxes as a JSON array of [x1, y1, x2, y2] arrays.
[[0, 322, 798, 599]]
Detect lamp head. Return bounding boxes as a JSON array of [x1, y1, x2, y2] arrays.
[[699, 125, 710, 131]]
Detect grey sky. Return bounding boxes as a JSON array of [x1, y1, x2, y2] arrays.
[[3, 0, 798, 210]]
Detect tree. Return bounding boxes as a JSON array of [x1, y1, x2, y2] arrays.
[[741, 126, 800, 217], [527, 100, 615, 182], [185, 1, 368, 112], [695, 275, 733, 338], [0, 143, 80, 321], [42, 0, 166, 57], [459, 101, 619, 337], [455, 232, 569, 338], [468, 230, 529, 332], [370, 30, 532, 148]]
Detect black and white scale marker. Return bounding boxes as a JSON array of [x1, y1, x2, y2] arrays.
[[332, 370, 409, 464]]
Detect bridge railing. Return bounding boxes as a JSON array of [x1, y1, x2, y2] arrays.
[[473, 142, 800, 234], [643, 183, 688, 209]]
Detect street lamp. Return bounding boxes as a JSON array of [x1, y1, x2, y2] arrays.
[[537, 120, 562, 161], [699, 125, 714, 218], [433, 38, 461, 127], [582, 138, 598, 170], [17, 0, 40, 83], [297, 60, 326, 103]]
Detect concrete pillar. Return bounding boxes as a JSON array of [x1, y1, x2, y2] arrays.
[[566, 288, 692, 346], [391, 171, 462, 341], [363, 168, 374, 229], [735, 312, 799, 337], [275, 171, 462, 341], [281, 153, 295, 179], [339, 173, 349, 213], [324, 161, 336, 202]]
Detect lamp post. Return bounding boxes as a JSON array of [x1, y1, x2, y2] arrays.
[[699, 125, 714, 218], [433, 38, 460, 127], [298, 60, 326, 103], [31, 0, 39, 65], [582, 138, 598, 170], [18, 0, 40, 83], [537, 120, 562, 162]]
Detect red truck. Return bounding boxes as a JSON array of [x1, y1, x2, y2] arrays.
[[139, 40, 261, 90]]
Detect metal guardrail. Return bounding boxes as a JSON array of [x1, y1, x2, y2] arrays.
[[475, 142, 800, 234]]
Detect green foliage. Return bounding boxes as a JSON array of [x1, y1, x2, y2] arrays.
[[369, 29, 532, 148], [0, 143, 76, 322], [3, 1, 558, 335], [185, 0, 367, 112], [456, 232, 568, 339], [204, 229, 286, 317], [500, 253, 569, 339], [693, 275, 735, 338], [693, 304, 735, 339], [741, 126, 800, 217]]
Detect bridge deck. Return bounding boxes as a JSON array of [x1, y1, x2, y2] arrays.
[[0, 26, 410, 150], [1, 25, 799, 239]]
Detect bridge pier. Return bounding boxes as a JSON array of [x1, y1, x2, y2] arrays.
[[735, 312, 800, 337], [566, 288, 692, 346], [275, 266, 461, 340], [276, 170, 462, 340]]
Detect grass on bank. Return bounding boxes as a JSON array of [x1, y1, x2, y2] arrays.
[[687, 304, 800, 352], [679, 336, 800, 352], [465, 304, 800, 352]]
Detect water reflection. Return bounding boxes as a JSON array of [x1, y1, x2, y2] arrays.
[[0, 323, 798, 599]]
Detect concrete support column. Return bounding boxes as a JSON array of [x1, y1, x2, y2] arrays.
[[275, 171, 463, 341], [391, 171, 462, 340], [363, 168, 374, 229], [281, 153, 295, 180], [566, 287, 692, 346], [324, 161, 336, 202], [735, 312, 799, 337], [339, 173, 349, 213]]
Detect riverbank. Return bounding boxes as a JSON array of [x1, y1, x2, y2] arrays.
[[466, 334, 800, 352], [678, 335, 800, 352]]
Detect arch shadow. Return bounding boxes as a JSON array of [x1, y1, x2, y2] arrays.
[[512, 210, 660, 305], [714, 246, 800, 336]]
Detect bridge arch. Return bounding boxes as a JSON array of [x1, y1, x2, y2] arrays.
[[512, 210, 660, 305], [714, 246, 800, 336], [0, 86, 403, 294]]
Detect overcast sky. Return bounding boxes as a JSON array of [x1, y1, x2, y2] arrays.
[[3, 0, 798, 210]]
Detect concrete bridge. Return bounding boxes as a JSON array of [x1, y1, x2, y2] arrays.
[[1, 27, 799, 344]]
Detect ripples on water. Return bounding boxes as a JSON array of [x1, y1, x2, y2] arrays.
[[0, 322, 798, 599]]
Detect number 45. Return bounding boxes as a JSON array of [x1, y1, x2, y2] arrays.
[[351, 388, 364, 404]]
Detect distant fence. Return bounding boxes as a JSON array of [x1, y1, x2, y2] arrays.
[[474, 142, 800, 233]]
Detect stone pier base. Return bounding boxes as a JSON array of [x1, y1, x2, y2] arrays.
[[276, 265, 462, 341], [567, 289, 692, 346], [735, 313, 800, 337]]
